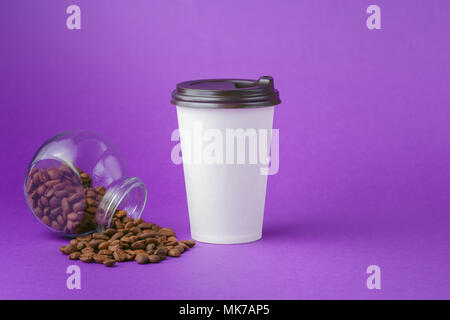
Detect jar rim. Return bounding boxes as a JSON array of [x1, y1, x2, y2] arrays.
[[99, 177, 148, 231]]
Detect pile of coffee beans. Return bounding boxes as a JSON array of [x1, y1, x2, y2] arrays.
[[26, 163, 105, 235], [59, 209, 195, 267]]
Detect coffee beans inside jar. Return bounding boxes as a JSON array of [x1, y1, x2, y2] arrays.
[[26, 163, 105, 235], [59, 209, 195, 267]]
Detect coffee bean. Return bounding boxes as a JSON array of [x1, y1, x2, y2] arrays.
[[135, 254, 149, 264], [44, 189, 54, 199], [60, 198, 70, 214], [86, 189, 96, 198], [68, 192, 84, 204], [131, 240, 146, 250], [55, 190, 69, 198], [81, 247, 94, 254], [125, 216, 135, 222], [49, 196, 60, 208], [137, 222, 153, 229], [29, 167, 38, 177], [34, 207, 43, 218], [69, 252, 81, 260], [41, 216, 51, 226], [32, 173, 41, 185], [129, 227, 141, 235], [109, 239, 120, 246], [92, 233, 109, 241], [115, 210, 127, 219], [72, 201, 85, 212], [120, 236, 132, 243], [145, 238, 160, 246], [86, 198, 97, 206], [40, 197, 49, 207], [57, 215, 64, 226], [71, 221, 80, 232], [66, 220, 74, 231], [53, 182, 66, 190], [167, 236, 178, 242], [85, 206, 97, 214], [93, 254, 108, 264], [110, 232, 124, 242], [44, 179, 60, 188], [80, 254, 94, 263], [36, 185, 46, 196], [124, 221, 134, 229], [50, 207, 62, 217], [76, 242, 86, 250], [103, 259, 116, 267], [155, 247, 168, 258], [89, 239, 104, 249], [62, 244, 78, 255], [103, 229, 116, 237], [80, 172, 89, 179], [148, 255, 161, 263], [113, 248, 127, 262], [98, 241, 110, 250], [77, 234, 92, 241], [181, 240, 196, 248], [159, 228, 175, 237], [98, 249, 113, 256], [47, 168, 59, 179], [114, 220, 124, 230], [27, 179, 35, 193], [30, 190, 38, 200], [124, 249, 136, 259], [168, 249, 181, 257], [40, 169, 50, 182], [166, 237, 178, 247], [67, 212, 77, 221], [128, 236, 138, 243], [174, 245, 185, 253], [139, 231, 157, 239], [179, 242, 189, 251]]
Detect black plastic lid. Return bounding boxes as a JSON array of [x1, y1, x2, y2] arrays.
[[171, 76, 281, 109]]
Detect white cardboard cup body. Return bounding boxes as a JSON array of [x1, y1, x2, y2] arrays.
[[176, 106, 274, 244]]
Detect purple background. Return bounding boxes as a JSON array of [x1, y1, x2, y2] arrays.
[[1, 0, 449, 299]]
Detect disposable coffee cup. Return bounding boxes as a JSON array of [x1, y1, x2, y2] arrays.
[[171, 76, 281, 244]]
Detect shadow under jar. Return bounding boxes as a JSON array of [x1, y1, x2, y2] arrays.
[[24, 130, 147, 237]]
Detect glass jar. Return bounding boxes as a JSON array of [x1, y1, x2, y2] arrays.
[[24, 130, 147, 237]]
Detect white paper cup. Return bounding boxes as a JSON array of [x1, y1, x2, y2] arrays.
[[171, 76, 281, 244]]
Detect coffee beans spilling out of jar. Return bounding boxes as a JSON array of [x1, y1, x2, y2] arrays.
[[26, 163, 105, 235], [59, 209, 195, 267]]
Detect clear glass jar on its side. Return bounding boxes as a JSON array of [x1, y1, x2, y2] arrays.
[[24, 130, 147, 237]]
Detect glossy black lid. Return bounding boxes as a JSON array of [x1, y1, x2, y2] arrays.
[[171, 76, 281, 108]]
